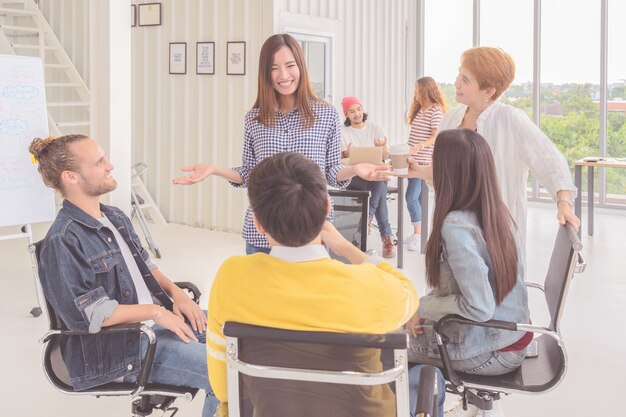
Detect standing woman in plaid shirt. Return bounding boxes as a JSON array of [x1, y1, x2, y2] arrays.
[[173, 34, 385, 254]]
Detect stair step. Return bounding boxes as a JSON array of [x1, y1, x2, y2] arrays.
[[0, 7, 35, 15], [0, 24, 39, 33], [46, 83, 81, 88], [11, 44, 54, 50], [48, 102, 90, 107], [56, 121, 90, 127]]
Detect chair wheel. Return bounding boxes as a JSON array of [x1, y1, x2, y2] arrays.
[[30, 307, 42, 317]]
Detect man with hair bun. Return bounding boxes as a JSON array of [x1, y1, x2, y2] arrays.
[[30, 135, 218, 417]]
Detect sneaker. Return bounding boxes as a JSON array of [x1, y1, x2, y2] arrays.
[[382, 236, 396, 258], [405, 233, 420, 251]]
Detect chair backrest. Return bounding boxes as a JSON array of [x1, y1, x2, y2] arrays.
[[328, 189, 370, 255], [223, 322, 410, 417], [543, 223, 584, 332], [31, 241, 82, 391]]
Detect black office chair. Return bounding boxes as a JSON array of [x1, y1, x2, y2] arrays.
[[31, 241, 201, 417], [327, 189, 370, 259], [222, 322, 414, 417], [432, 223, 585, 412]]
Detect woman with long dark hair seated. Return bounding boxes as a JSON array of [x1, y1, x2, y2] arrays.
[[406, 128, 532, 377]]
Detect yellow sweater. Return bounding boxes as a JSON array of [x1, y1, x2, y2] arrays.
[[207, 253, 418, 403]]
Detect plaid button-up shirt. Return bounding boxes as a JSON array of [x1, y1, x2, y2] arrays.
[[232, 100, 349, 248]]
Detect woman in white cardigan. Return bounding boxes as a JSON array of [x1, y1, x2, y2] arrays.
[[409, 46, 579, 259]]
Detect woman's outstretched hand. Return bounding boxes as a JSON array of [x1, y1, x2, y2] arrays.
[[172, 163, 214, 185], [353, 163, 391, 181]]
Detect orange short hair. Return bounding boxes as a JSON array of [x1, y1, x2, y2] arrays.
[[461, 47, 515, 100]]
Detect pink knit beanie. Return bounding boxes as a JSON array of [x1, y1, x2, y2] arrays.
[[341, 96, 362, 116]]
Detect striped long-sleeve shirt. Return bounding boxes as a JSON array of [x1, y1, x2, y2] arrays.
[[408, 105, 444, 165]]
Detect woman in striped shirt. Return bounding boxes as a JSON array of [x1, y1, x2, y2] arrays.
[[173, 34, 386, 254], [404, 77, 447, 251]]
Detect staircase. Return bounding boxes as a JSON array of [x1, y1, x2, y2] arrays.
[[0, 0, 89, 136]]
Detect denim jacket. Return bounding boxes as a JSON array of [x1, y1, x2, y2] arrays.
[[417, 210, 530, 360], [39, 200, 173, 390]]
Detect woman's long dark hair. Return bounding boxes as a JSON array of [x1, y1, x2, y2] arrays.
[[425, 129, 518, 304]]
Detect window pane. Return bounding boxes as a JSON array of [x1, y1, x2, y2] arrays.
[[481, 0, 534, 118], [307, 41, 326, 99], [607, 0, 626, 202], [424, 0, 472, 108], [540, 0, 600, 199]]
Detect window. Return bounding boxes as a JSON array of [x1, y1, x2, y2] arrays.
[[606, 0, 626, 203], [424, 0, 473, 107], [540, 0, 600, 200], [481, 0, 534, 118], [288, 32, 332, 101]]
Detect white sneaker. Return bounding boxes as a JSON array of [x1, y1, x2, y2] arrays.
[[405, 233, 420, 251]]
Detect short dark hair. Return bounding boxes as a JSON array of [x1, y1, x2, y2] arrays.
[[248, 152, 328, 247], [344, 112, 368, 127]]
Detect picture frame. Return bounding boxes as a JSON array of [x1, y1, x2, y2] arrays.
[[196, 42, 215, 75], [131, 5, 136, 27], [169, 42, 187, 75], [138, 2, 161, 27], [226, 41, 246, 75]]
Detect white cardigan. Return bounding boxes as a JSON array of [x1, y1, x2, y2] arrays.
[[439, 102, 577, 253]]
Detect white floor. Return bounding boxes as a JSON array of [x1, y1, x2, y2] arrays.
[[1, 201, 624, 417]]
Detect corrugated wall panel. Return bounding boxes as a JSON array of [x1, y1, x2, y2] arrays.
[[279, 0, 415, 146], [131, 0, 263, 232], [38, 0, 89, 85], [39, 0, 416, 233]]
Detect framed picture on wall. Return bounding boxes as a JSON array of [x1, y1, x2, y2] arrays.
[[169, 42, 187, 75], [131, 5, 136, 27], [226, 41, 246, 75], [138, 2, 161, 27], [196, 42, 215, 75]]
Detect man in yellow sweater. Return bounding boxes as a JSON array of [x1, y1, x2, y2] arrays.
[[207, 152, 418, 416]]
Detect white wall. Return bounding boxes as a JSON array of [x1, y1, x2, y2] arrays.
[[131, 0, 275, 231], [277, 0, 417, 146], [37, 0, 417, 232]]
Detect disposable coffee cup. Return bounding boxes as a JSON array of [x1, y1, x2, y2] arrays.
[[389, 144, 410, 175]]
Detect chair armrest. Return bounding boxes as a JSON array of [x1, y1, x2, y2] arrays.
[[432, 314, 521, 390], [40, 323, 158, 397], [175, 281, 201, 304], [525, 281, 545, 292]]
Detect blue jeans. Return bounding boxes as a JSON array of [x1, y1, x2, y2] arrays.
[[124, 323, 219, 417], [408, 330, 526, 376], [408, 364, 446, 417], [348, 176, 393, 237], [245, 243, 271, 255], [406, 178, 422, 225]]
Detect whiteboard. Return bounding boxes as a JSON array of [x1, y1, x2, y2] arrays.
[[0, 55, 55, 227]]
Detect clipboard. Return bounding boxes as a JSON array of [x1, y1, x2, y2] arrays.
[[348, 146, 383, 165]]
